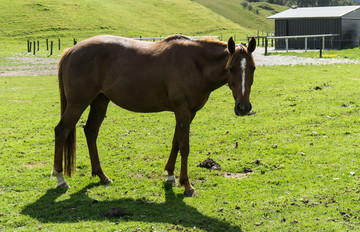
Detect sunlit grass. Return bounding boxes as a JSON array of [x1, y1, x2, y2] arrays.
[[1, 63, 360, 231]]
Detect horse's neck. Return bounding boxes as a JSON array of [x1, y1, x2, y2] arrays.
[[200, 44, 229, 92]]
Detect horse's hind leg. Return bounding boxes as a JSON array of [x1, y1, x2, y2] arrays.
[[84, 94, 112, 185], [53, 105, 87, 188]]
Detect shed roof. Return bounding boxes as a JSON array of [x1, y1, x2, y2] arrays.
[[267, 5, 360, 19]]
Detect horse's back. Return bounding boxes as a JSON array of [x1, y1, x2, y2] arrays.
[[60, 35, 174, 112]]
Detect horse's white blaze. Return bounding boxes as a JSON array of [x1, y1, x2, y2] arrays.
[[240, 58, 247, 96], [51, 168, 67, 188]]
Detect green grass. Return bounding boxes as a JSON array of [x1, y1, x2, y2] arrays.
[[1, 64, 360, 231], [267, 47, 360, 59], [0, 0, 247, 57], [193, 0, 288, 35]]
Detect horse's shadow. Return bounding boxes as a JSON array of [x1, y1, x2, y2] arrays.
[[21, 183, 242, 231]]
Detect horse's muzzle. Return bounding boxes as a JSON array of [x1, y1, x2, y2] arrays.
[[234, 101, 252, 116]]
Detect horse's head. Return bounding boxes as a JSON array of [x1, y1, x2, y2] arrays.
[[226, 37, 256, 116]]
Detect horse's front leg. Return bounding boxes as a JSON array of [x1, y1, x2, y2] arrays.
[[175, 110, 197, 197], [164, 124, 180, 185]]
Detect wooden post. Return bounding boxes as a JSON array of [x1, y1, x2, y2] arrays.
[[58, 39, 61, 50], [305, 38, 308, 52], [265, 37, 268, 55], [37, 41, 39, 51], [50, 41, 53, 56], [46, 39, 49, 50], [319, 38, 323, 58], [285, 39, 289, 52], [74, 38, 77, 45], [27, 40, 30, 52], [33, 41, 36, 55]]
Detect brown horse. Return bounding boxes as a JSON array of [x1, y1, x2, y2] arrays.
[[52, 34, 256, 196]]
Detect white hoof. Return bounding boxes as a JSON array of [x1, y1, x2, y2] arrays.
[[165, 175, 176, 186], [52, 168, 70, 188]]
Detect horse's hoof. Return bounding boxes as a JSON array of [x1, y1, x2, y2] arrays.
[[101, 178, 113, 185], [184, 189, 198, 197], [165, 175, 176, 186], [56, 182, 70, 189]]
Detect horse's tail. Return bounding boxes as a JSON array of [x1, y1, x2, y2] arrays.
[[58, 48, 76, 177]]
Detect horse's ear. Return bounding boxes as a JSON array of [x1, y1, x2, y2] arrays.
[[248, 37, 256, 54], [227, 37, 235, 54]]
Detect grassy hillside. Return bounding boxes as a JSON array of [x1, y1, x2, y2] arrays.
[[193, 0, 288, 34], [0, 0, 251, 55]]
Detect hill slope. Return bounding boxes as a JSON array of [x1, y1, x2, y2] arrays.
[[193, 0, 288, 33], [0, 0, 248, 42]]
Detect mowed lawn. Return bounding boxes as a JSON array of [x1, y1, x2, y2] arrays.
[[0, 63, 360, 231]]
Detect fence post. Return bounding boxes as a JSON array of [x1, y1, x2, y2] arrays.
[[285, 39, 289, 52], [33, 41, 36, 55], [305, 38, 308, 52], [46, 39, 49, 51], [74, 38, 77, 45], [37, 41, 39, 51], [50, 41, 53, 56], [58, 39, 61, 50], [319, 38, 323, 58], [27, 40, 30, 52], [265, 37, 268, 55]]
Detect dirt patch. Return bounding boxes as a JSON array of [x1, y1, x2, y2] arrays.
[[8, 100, 32, 103], [0, 56, 58, 77], [253, 47, 360, 66], [223, 172, 247, 179]]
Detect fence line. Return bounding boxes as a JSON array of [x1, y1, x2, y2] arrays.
[[131, 35, 220, 42], [247, 34, 340, 58], [26, 36, 221, 56]]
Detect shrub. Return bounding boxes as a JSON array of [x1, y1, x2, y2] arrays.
[[241, 1, 248, 8]]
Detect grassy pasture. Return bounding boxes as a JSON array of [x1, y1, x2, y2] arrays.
[[1, 63, 360, 231], [0, 0, 250, 57], [193, 0, 288, 33], [268, 47, 360, 60]]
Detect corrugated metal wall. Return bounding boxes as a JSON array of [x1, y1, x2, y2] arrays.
[[275, 18, 342, 49], [342, 8, 360, 48]]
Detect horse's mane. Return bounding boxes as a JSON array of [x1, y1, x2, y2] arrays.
[[162, 35, 227, 46], [196, 37, 227, 46], [162, 34, 191, 42]]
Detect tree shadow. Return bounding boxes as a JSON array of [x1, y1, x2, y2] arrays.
[[21, 183, 242, 231]]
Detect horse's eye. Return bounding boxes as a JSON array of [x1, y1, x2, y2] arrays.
[[229, 67, 235, 73]]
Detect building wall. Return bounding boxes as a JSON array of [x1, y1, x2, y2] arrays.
[[341, 8, 360, 48], [274, 18, 342, 49]]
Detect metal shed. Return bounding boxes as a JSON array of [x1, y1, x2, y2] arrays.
[[268, 6, 360, 49]]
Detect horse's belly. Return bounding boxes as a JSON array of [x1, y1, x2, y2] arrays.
[[104, 87, 170, 113]]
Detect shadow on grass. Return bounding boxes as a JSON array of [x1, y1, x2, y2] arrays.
[[21, 183, 242, 231]]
